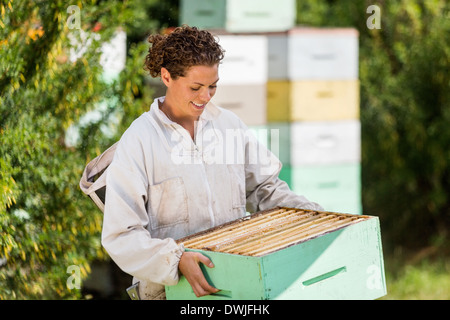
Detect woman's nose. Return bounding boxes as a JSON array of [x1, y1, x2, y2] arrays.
[[200, 88, 211, 101]]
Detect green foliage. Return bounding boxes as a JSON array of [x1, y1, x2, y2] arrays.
[[0, 0, 155, 299], [298, 0, 450, 249]]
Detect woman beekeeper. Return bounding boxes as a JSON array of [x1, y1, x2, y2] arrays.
[[101, 25, 323, 300]]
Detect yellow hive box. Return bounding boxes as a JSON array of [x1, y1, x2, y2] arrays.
[[291, 80, 360, 121], [266, 80, 291, 122]]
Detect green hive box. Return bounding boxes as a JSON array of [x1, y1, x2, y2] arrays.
[[291, 163, 362, 215], [165, 207, 386, 300], [226, 0, 296, 33], [179, 0, 226, 30]]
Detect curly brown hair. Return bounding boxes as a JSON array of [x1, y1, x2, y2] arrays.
[[144, 25, 225, 80]]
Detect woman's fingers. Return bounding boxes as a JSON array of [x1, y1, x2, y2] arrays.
[[178, 251, 219, 297], [197, 252, 215, 268]]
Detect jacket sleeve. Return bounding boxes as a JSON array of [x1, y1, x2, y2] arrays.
[[244, 129, 324, 213], [101, 129, 184, 286]]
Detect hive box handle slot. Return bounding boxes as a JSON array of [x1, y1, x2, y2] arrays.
[[211, 289, 233, 298], [197, 10, 214, 16], [302, 266, 347, 286]]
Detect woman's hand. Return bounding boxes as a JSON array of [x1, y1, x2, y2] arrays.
[[178, 251, 219, 297]]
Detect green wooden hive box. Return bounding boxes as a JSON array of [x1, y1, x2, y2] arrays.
[[165, 207, 386, 300], [179, 0, 226, 30]]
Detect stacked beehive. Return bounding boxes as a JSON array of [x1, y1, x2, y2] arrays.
[[180, 0, 296, 126], [179, 0, 361, 214], [287, 28, 361, 214]]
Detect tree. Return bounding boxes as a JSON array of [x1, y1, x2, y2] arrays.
[[0, 0, 156, 299], [359, 0, 449, 249]]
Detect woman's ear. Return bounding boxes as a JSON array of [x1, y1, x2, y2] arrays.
[[160, 67, 171, 87]]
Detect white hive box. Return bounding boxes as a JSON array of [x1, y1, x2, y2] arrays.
[[288, 27, 359, 80], [215, 34, 268, 85], [213, 83, 267, 126], [290, 120, 361, 166]]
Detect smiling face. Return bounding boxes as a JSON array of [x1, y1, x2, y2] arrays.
[[161, 64, 219, 123]]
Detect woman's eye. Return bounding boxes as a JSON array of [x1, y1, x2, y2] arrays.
[[191, 87, 200, 91]]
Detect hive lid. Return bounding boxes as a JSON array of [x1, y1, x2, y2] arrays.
[[288, 27, 359, 36], [178, 207, 371, 257]]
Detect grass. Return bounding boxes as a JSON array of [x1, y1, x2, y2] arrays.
[[381, 246, 450, 300]]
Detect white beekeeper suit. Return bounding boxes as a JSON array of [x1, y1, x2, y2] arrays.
[[101, 97, 323, 299]]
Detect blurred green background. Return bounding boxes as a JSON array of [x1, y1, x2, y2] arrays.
[[0, 0, 448, 299]]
